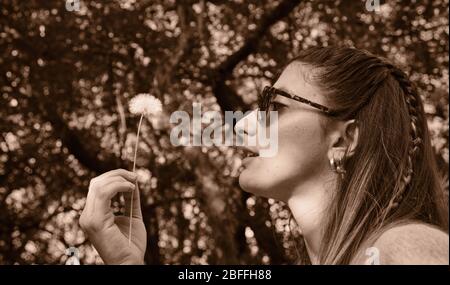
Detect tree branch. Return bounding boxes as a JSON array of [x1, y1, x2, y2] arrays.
[[25, 81, 124, 174], [206, 0, 302, 111]]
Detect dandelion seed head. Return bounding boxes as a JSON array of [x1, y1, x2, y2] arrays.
[[129, 93, 162, 116]]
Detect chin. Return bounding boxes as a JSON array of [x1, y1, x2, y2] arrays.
[[238, 169, 250, 187], [238, 169, 260, 194]]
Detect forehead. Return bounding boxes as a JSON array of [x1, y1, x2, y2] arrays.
[[272, 62, 326, 105]]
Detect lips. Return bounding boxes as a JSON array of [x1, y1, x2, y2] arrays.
[[241, 156, 257, 169], [240, 148, 259, 169], [245, 152, 258, 158], [242, 148, 258, 158]]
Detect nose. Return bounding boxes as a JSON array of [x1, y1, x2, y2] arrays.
[[234, 109, 258, 136], [234, 109, 260, 153]]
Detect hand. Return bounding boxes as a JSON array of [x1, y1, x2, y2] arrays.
[[79, 169, 147, 264]]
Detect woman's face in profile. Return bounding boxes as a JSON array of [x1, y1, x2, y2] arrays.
[[237, 63, 333, 202]]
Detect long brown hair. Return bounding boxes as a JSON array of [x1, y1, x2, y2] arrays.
[[288, 46, 448, 264]]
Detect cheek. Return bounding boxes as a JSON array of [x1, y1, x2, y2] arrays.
[[269, 117, 327, 182], [280, 118, 326, 168], [239, 114, 329, 199]]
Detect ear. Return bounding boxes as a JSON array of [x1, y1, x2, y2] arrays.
[[327, 119, 359, 160]]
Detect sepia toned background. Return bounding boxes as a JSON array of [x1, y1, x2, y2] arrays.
[[0, 0, 448, 264]]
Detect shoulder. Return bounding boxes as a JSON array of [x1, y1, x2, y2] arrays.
[[370, 222, 449, 265]]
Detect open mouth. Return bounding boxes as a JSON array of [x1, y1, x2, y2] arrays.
[[238, 148, 259, 171], [242, 149, 259, 158]]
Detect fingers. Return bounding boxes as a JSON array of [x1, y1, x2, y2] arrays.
[[97, 169, 137, 183], [81, 170, 138, 231], [124, 182, 142, 219], [95, 170, 142, 219], [95, 178, 136, 215], [88, 169, 137, 209], [101, 178, 135, 199], [79, 168, 146, 264]]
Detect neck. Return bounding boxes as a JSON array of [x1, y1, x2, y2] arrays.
[[286, 173, 336, 264]]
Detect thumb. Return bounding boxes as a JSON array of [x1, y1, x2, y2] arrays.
[[124, 182, 143, 219]]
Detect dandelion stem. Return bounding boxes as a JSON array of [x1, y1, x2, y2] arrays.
[[129, 113, 144, 246]]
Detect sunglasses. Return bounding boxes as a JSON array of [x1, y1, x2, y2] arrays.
[[258, 86, 339, 124]]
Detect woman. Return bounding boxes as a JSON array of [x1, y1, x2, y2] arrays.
[[79, 46, 449, 265]]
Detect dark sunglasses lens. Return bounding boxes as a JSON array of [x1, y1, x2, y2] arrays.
[[260, 88, 274, 127], [258, 88, 268, 110]]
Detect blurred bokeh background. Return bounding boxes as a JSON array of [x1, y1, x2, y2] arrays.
[[0, 0, 448, 264]]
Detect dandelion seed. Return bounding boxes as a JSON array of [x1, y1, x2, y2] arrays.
[[129, 93, 162, 116]]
